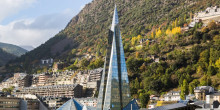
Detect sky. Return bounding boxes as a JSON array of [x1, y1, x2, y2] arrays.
[[0, 0, 92, 48]]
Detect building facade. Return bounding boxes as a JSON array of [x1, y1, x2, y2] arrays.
[[164, 91, 181, 101], [18, 84, 83, 98], [75, 98, 98, 107], [96, 6, 132, 110], [0, 97, 20, 110], [194, 86, 214, 101]]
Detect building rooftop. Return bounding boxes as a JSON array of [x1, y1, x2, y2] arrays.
[[150, 103, 186, 110], [57, 99, 95, 110]]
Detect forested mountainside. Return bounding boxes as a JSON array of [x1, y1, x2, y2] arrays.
[[6, 0, 220, 106], [11, 0, 219, 65], [0, 42, 27, 57], [0, 42, 26, 66], [0, 48, 16, 66]]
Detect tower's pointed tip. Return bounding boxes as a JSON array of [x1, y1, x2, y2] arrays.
[[111, 4, 119, 31]]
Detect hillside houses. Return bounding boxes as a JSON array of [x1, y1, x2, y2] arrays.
[[194, 6, 220, 23], [0, 68, 103, 98], [189, 6, 220, 27]]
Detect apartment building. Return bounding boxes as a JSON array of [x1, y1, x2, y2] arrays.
[[75, 98, 98, 107], [164, 91, 181, 101], [18, 84, 83, 98]]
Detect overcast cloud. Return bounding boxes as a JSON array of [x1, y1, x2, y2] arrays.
[[0, 0, 76, 47], [0, 11, 73, 47]]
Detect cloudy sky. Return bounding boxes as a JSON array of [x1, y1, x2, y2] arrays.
[[0, 0, 92, 48]]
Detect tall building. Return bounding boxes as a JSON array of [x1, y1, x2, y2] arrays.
[[96, 5, 132, 110], [57, 5, 139, 110]]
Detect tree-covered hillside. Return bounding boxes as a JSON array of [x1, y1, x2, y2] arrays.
[[0, 48, 16, 66], [0, 42, 27, 57], [11, 0, 219, 65], [6, 0, 220, 106]]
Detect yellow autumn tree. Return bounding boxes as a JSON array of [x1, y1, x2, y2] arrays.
[[215, 58, 220, 69], [131, 37, 138, 46], [151, 31, 154, 39], [156, 28, 162, 38], [137, 35, 142, 41], [171, 27, 181, 35], [166, 28, 172, 36]]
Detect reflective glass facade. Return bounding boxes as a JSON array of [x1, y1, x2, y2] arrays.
[[97, 5, 131, 110]]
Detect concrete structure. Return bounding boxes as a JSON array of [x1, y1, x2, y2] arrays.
[[150, 95, 160, 102], [148, 103, 157, 109], [18, 74, 32, 88], [205, 92, 220, 105], [18, 84, 83, 98], [194, 6, 220, 24], [52, 62, 67, 72], [164, 91, 181, 101], [0, 73, 31, 90], [31, 74, 39, 87], [41, 58, 53, 65], [0, 97, 42, 110], [0, 97, 20, 110], [194, 86, 214, 101], [75, 98, 98, 107], [20, 99, 39, 110], [88, 68, 102, 82], [38, 73, 50, 86], [42, 97, 69, 109], [150, 102, 201, 110]]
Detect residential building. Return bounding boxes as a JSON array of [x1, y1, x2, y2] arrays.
[[75, 98, 98, 107], [0, 97, 20, 110], [18, 84, 83, 98], [150, 95, 160, 102], [52, 62, 67, 72], [206, 92, 220, 104], [0, 73, 31, 90], [18, 74, 32, 88], [148, 103, 157, 109], [194, 6, 220, 23], [55, 71, 75, 85], [194, 86, 214, 100], [0, 96, 42, 110], [41, 58, 53, 65], [149, 102, 201, 110], [88, 68, 102, 82], [31, 74, 39, 87], [213, 92, 220, 102], [38, 73, 50, 86], [164, 91, 181, 101], [20, 99, 39, 110], [42, 97, 69, 109]]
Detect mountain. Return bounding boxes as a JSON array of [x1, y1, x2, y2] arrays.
[[19, 45, 34, 51], [8, 0, 220, 99], [0, 48, 16, 66], [0, 42, 27, 57], [13, 0, 220, 62]]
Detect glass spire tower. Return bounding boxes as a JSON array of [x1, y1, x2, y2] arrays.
[[96, 5, 131, 110]]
